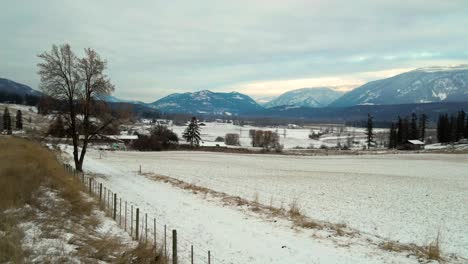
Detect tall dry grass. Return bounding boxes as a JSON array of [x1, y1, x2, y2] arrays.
[[0, 137, 164, 263], [0, 137, 92, 214]]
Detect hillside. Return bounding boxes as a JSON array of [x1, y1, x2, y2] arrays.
[[150, 90, 264, 115], [330, 65, 468, 107], [0, 78, 41, 96], [264, 87, 343, 108]]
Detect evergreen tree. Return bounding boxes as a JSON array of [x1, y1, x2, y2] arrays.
[[388, 123, 397, 149], [437, 114, 446, 143], [365, 113, 374, 149], [410, 113, 418, 140], [3, 107, 12, 132], [183, 116, 201, 147], [449, 115, 457, 142], [465, 116, 468, 139], [16, 110, 23, 130], [456, 110, 465, 141], [396, 116, 403, 144], [419, 114, 427, 141]]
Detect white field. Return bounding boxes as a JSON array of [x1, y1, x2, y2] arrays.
[[129, 122, 388, 149], [65, 147, 468, 263]]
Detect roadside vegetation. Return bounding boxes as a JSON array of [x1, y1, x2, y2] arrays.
[[0, 137, 163, 263]]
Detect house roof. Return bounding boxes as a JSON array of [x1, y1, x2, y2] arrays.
[[407, 140, 425, 145]]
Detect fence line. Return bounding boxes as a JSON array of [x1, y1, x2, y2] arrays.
[[63, 164, 216, 264]]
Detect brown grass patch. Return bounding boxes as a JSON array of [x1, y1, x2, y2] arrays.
[[0, 137, 165, 263]]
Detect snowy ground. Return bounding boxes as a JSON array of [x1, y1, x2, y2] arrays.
[[64, 147, 468, 263], [127, 122, 388, 149]]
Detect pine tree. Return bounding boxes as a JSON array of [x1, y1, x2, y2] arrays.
[[419, 113, 427, 141], [3, 107, 12, 133], [388, 123, 397, 149], [465, 116, 468, 139], [365, 113, 374, 149], [396, 116, 403, 144], [183, 117, 201, 147], [410, 113, 418, 140], [16, 110, 23, 130], [456, 110, 465, 141]]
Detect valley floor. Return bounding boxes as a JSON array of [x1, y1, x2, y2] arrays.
[[63, 147, 468, 263]]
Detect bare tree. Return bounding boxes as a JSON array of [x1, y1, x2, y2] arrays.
[[38, 44, 114, 171]]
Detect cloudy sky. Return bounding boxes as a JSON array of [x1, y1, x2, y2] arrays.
[[1, 0, 468, 102]]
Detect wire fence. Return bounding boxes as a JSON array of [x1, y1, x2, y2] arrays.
[[63, 164, 217, 264]]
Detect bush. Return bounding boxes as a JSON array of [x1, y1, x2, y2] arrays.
[[132, 125, 178, 151], [225, 133, 240, 146], [249, 129, 280, 151], [215, 136, 224, 142]]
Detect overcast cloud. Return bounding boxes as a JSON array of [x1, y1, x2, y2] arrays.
[[1, 0, 468, 102]]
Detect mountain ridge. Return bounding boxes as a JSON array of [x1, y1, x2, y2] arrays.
[[264, 87, 343, 108], [330, 65, 468, 107]]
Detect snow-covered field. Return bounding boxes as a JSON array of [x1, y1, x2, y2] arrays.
[[129, 121, 389, 149], [65, 147, 468, 263]]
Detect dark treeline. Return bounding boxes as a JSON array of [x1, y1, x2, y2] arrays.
[[387, 110, 468, 148], [345, 120, 392, 129], [436, 111, 468, 143], [388, 113, 428, 148], [0, 91, 40, 106]]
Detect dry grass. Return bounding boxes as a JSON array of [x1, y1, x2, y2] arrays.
[[0, 136, 93, 216], [379, 232, 443, 261], [0, 137, 165, 263], [288, 197, 302, 218]]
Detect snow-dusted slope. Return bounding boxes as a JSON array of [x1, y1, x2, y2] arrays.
[[265, 87, 343, 108], [330, 65, 468, 107], [150, 90, 264, 115], [0, 78, 41, 96]]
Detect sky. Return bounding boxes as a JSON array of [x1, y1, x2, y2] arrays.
[[1, 0, 468, 102]]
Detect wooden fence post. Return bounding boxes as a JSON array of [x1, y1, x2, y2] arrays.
[[99, 184, 102, 202], [208, 250, 211, 264], [191, 245, 194, 264], [119, 198, 122, 226], [125, 201, 127, 231], [113, 193, 117, 220], [135, 208, 139, 240], [172, 230, 177, 264], [131, 205, 133, 237], [153, 218, 157, 249], [89, 178, 92, 193], [164, 225, 167, 258], [145, 213, 148, 243]]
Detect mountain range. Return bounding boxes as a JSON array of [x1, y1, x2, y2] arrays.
[[2, 65, 468, 120], [0, 78, 41, 96], [330, 65, 468, 107]]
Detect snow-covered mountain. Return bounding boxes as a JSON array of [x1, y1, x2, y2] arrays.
[[264, 87, 343, 108], [98, 95, 144, 105], [0, 78, 41, 96], [150, 90, 264, 115], [330, 65, 468, 107]]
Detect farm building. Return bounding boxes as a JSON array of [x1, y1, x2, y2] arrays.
[[400, 139, 425, 150]]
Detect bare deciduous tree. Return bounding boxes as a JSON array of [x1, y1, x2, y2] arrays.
[[38, 44, 115, 171]]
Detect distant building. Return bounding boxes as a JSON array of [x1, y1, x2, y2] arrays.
[[400, 139, 425, 150]]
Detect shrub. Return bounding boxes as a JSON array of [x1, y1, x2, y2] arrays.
[[225, 133, 240, 146], [249, 129, 280, 151], [132, 125, 178, 151], [215, 136, 224, 142]]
